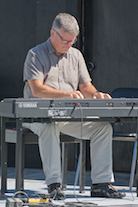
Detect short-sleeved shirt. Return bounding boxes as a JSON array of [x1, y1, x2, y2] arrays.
[[23, 38, 91, 98]]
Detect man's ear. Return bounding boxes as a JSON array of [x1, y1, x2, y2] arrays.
[[50, 29, 55, 37]]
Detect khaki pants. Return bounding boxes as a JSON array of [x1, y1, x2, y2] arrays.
[[22, 121, 114, 186]]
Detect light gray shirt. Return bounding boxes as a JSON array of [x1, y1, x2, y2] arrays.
[[23, 38, 91, 98]]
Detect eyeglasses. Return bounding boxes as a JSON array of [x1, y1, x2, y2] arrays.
[[55, 30, 77, 44]]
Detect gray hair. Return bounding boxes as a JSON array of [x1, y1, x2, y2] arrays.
[[51, 13, 79, 36]]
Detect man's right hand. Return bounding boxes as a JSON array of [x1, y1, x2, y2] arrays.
[[69, 91, 84, 99]]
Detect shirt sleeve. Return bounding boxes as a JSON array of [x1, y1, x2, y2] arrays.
[[77, 50, 92, 84], [23, 49, 44, 82]]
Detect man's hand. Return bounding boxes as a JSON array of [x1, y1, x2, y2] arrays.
[[69, 91, 84, 99], [92, 91, 111, 99]]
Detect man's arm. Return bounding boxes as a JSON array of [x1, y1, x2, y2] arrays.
[[28, 79, 84, 99], [79, 82, 111, 99]]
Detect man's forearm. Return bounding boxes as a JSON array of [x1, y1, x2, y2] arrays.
[[28, 79, 84, 99], [79, 82, 97, 98]]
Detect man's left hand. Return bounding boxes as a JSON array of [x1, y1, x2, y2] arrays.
[[92, 92, 111, 99]]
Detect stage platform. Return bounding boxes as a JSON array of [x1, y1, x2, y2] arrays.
[[1, 168, 138, 206]]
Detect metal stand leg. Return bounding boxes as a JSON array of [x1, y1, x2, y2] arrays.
[[15, 118, 24, 192], [136, 159, 138, 196], [74, 140, 86, 193], [74, 154, 80, 186], [79, 140, 86, 193], [0, 117, 7, 199], [129, 140, 137, 190], [136, 146, 138, 197], [61, 143, 68, 190]]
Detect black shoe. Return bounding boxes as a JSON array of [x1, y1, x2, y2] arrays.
[[91, 183, 126, 198], [48, 183, 65, 200]]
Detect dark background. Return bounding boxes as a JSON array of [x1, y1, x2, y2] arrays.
[[0, 0, 138, 173]]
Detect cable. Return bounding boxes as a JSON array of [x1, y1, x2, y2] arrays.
[[128, 102, 135, 117], [12, 191, 52, 206], [68, 102, 97, 206]]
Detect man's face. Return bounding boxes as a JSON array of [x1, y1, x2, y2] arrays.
[[50, 28, 77, 56]]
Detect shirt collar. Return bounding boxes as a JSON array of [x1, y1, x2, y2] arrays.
[[46, 38, 72, 58], [46, 38, 55, 54]]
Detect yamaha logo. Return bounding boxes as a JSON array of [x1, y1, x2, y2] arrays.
[[18, 102, 37, 108]]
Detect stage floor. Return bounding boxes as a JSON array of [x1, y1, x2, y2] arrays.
[[1, 168, 138, 206]]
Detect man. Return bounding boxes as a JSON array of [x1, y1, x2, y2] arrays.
[[23, 13, 125, 200]]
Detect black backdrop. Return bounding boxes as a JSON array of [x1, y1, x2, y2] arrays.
[[84, 0, 138, 94]]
